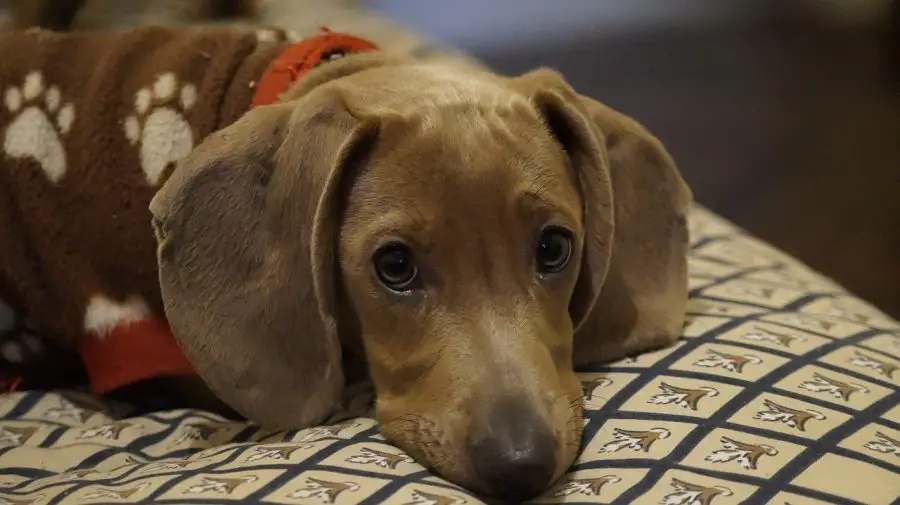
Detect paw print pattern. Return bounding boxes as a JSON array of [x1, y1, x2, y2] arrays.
[[124, 72, 197, 186], [2, 71, 75, 183]]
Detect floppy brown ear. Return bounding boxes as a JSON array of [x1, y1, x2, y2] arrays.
[[512, 68, 692, 366], [149, 86, 377, 429], [572, 90, 692, 365]]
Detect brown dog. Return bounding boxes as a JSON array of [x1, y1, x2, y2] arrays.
[[152, 54, 692, 499], [0, 27, 690, 501]]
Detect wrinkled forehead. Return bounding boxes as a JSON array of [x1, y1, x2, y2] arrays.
[[348, 104, 582, 223]]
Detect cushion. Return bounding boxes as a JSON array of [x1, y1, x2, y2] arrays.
[[1, 206, 898, 505]]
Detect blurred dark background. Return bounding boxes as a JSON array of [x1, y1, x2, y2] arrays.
[[369, 0, 900, 318]]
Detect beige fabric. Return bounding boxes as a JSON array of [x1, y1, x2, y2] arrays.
[[1, 206, 898, 504]]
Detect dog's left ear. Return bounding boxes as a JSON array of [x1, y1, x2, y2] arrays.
[[511, 68, 692, 365]]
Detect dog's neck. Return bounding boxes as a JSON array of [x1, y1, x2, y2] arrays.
[[250, 29, 378, 108]]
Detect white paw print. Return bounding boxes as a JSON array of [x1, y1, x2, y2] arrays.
[[2, 71, 75, 183], [124, 72, 196, 186]]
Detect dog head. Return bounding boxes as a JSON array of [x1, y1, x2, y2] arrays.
[[151, 54, 640, 500]]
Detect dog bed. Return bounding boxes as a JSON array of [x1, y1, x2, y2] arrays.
[[0, 205, 897, 505]]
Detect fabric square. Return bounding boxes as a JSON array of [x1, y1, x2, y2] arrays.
[[776, 365, 893, 410], [700, 280, 811, 309], [600, 342, 688, 369], [858, 333, 900, 360], [537, 468, 650, 503], [629, 469, 758, 505], [580, 372, 641, 411], [791, 454, 899, 505], [801, 296, 900, 332], [682, 315, 734, 339], [728, 393, 850, 439], [760, 313, 868, 339], [671, 343, 789, 381], [680, 428, 805, 478], [262, 470, 391, 505], [390, 483, 487, 505], [319, 442, 422, 476], [691, 238, 781, 269], [620, 376, 743, 418], [837, 422, 900, 465], [580, 419, 697, 463], [820, 346, 899, 385], [715, 321, 831, 355], [156, 470, 284, 502]]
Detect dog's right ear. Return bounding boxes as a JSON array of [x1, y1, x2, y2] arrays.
[[150, 86, 377, 429]]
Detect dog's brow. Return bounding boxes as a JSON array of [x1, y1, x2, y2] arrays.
[[516, 185, 581, 229], [352, 209, 433, 253]]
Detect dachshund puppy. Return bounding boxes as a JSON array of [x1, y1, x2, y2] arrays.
[[152, 54, 692, 500]]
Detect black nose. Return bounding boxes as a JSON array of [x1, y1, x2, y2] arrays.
[[469, 398, 557, 502]]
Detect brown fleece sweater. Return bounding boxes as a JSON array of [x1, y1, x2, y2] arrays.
[[0, 26, 377, 394]]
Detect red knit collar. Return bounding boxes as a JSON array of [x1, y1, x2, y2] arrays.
[[251, 28, 378, 108]]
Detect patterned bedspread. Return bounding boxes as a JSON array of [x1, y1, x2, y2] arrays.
[[1, 206, 898, 505]]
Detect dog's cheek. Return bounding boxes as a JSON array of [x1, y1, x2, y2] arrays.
[[535, 275, 581, 364]]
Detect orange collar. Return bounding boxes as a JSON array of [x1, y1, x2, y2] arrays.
[[251, 28, 378, 108]]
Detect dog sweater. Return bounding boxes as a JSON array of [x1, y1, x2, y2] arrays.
[[0, 26, 377, 394]]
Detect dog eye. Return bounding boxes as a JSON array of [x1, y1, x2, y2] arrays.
[[535, 226, 573, 274], [373, 243, 420, 292]]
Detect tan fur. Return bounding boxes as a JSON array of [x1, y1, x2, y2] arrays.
[[151, 53, 691, 498]]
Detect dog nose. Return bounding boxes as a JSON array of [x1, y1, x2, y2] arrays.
[[469, 398, 557, 501]]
